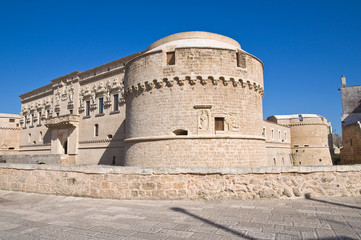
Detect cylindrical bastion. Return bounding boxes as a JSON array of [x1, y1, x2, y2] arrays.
[[124, 31, 266, 167]]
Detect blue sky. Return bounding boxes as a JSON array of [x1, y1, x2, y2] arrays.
[[1, 0, 360, 134]]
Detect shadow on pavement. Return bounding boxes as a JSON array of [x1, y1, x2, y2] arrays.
[[170, 207, 255, 240], [304, 193, 361, 210]]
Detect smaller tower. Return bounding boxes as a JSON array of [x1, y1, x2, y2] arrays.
[[341, 75, 346, 87]]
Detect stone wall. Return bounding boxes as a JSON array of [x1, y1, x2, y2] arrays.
[[341, 122, 361, 164], [0, 154, 62, 164], [0, 164, 360, 200]]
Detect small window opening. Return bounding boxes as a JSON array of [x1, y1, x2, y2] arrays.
[[107, 134, 113, 139], [236, 52, 240, 67], [69, 109, 73, 114], [296, 150, 298, 152], [99, 97, 104, 114], [113, 94, 119, 111], [33, 141, 36, 145], [273, 158, 276, 165], [319, 159, 322, 162], [47, 110, 50, 118], [173, 129, 188, 135], [8, 147, 14, 150], [262, 127, 266, 137], [271, 129, 274, 140], [107, 67, 110, 71], [299, 161, 301, 164], [86, 101, 91, 116], [95, 124, 99, 137], [282, 158, 284, 164], [112, 156, 116, 165], [56, 112, 59, 117], [294, 145, 299, 147], [28, 133, 31, 144], [167, 52, 175, 65], [9, 119, 15, 123], [16, 123, 19, 127], [298, 115, 303, 121], [39, 131, 43, 142], [215, 118, 224, 131], [304, 145, 309, 147]]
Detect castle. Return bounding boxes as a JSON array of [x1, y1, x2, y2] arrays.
[[0, 32, 333, 167], [340, 75, 361, 164]]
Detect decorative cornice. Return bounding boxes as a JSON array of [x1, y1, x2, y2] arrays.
[[80, 68, 124, 84], [79, 138, 124, 144], [124, 75, 264, 98], [0, 127, 21, 131], [283, 123, 328, 127]]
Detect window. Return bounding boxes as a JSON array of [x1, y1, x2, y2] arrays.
[[86, 101, 90, 116], [173, 129, 188, 135], [28, 133, 31, 144], [278, 130, 281, 140], [215, 118, 224, 131], [24, 116, 27, 128], [350, 139, 353, 146], [113, 94, 119, 111], [94, 124, 99, 137], [298, 115, 303, 121], [69, 109, 73, 114], [167, 52, 175, 65], [39, 131, 43, 143], [9, 119, 15, 123], [31, 114, 34, 126], [47, 110, 50, 118], [284, 132, 287, 141], [38, 111, 41, 125], [236, 51, 246, 68], [99, 98, 104, 114], [271, 129, 274, 140], [262, 127, 266, 137]]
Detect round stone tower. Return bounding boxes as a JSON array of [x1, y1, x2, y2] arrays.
[[124, 31, 266, 167]]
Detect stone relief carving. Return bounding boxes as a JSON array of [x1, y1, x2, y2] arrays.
[[68, 83, 74, 102], [199, 110, 209, 130], [225, 114, 240, 131]]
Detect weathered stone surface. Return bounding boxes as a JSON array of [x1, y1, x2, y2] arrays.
[[0, 164, 360, 200]]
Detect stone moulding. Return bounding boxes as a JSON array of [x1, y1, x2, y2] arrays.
[[124, 134, 266, 142], [124, 75, 264, 98]]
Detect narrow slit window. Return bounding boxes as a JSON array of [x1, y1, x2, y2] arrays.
[[99, 97, 104, 114], [113, 94, 119, 111], [86, 101, 90, 116], [94, 124, 99, 137], [215, 117, 224, 131], [167, 52, 175, 65]]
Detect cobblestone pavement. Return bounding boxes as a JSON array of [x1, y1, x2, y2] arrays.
[[0, 190, 360, 240]]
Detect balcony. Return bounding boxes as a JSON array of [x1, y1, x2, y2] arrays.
[[45, 114, 80, 129]]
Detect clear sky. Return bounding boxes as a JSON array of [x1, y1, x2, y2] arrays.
[[1, 0, 360, 134]]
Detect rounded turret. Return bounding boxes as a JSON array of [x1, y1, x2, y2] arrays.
[[123, 31, 266, 167]]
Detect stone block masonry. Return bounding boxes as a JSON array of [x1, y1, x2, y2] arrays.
[[0, 164, 360, 200]]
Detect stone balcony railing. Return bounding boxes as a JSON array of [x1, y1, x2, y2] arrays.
[[45, 114, 80, 129]]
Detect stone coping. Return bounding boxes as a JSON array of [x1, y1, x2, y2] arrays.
[[0, 163, 360, 175]]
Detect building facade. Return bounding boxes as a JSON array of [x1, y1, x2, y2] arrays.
[[267, 114, 332, 166], [0, 114, 21, 155], [340, 75, 361, 164], [4, 31, 333, 167]]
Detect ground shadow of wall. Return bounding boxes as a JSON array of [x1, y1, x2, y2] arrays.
[[97, 119, 125, 166]]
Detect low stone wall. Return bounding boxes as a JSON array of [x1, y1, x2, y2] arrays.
[[0, 154, 62, 164], [0, 164, 360, 200]]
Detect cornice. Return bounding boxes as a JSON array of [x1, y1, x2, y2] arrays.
[[124, 75, 264, 98], [0, 127, 21, 130], [78, 138, 124, 144], [79, 68, 124, 84]]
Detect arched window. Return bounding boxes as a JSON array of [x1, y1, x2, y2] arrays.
[[94, 124, 99, 137]]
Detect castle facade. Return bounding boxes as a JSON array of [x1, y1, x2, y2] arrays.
[[2, 32, 332, 166]]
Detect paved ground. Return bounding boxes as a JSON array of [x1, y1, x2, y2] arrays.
[[0, 190, 360, 240]]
